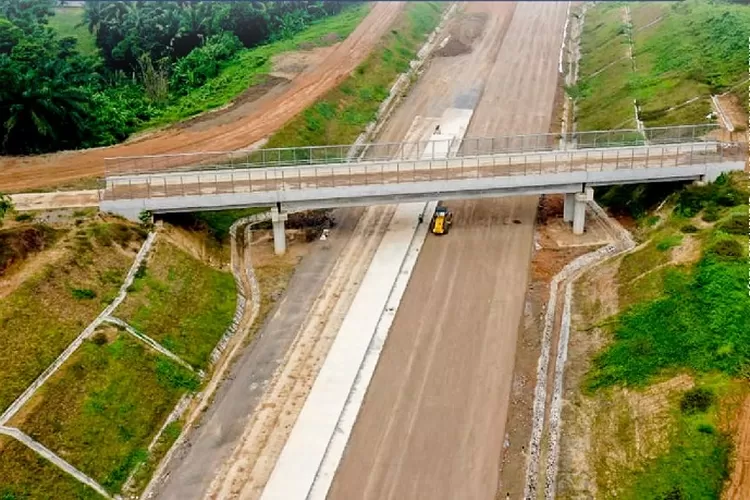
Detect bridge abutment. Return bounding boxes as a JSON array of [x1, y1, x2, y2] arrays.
[[572, 187, 593, 235], [271, 206, 288, 255]]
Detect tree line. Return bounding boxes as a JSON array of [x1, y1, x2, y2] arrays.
[[0, 0, 349, 155]]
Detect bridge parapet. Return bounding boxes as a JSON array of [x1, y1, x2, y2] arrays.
[[103, 141, 744, 204], [103, 124, 725, 177]]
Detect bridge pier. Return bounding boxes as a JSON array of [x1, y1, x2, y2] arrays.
[[563, 193, 576, 222], [572, 187, 594, 235], [271, 206, 288, 255]]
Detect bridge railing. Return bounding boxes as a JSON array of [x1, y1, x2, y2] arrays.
[[104, 142, 746, 202], [104, 124, 723, 177]]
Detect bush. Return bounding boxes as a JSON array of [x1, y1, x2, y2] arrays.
[[14, 213, 33, 222], [698, 423, 716, 434], [660, 487, 683, 500], [84, 85, 160, 147], [680, 388, 714, 414], [675, 175, 744, 218], [134, 263, 147, 279], [91, 332, 109, 346], [597, 182, 682, 218], [138, 210, 153, 230], [702, 206, 719, 222], [680, 224, 699, 233], [0, 193, 12, 224], [718, 214, 746, 235], [170, 33, 243, 92], [707, 238, 743, 259], [71, 288, 97, 300]]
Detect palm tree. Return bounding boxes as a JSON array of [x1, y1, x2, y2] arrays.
[[1, 55, 92, 153], [172, 2, 215, 57], [81, 1, 124, 36]]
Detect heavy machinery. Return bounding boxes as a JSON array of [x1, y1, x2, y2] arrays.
[[430, 205, 453, 235]]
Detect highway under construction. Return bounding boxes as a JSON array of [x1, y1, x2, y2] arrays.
[[2, 2, 746, 500], [22, 3, 734, 500], [152, 3, 580, 499], [145, 3, 744, 500]]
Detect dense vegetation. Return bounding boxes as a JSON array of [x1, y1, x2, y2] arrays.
[[589, 253, 750, 388], [0, 0, 357, 155]]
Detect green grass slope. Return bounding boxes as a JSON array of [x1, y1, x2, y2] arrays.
[[573, 0, 750, 130]]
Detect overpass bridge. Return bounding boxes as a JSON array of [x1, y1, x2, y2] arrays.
[[100, 126, 745, 254]]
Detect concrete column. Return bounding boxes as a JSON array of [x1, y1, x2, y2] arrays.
[[572, 187, 594, 235], [563, 193, 576, 222], [271, 206, 288, 255]]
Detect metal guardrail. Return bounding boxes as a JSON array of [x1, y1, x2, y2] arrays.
[[104, 142, 745, 201], [104, 124, 723, 177]]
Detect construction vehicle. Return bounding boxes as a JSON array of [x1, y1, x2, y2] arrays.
[[430, 205, 453, 235]]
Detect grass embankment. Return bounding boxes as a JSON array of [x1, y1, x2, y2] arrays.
[[0, 436, 101, 499], [0, 220, 145, 413], [580, 173, 749, 498], [11, 330, 198, 495], [48, 7, 98, 56], [572, 0, 750, 130], [145, 3, 371, 129], [574, 4, 637, 131], [117, 240, 236, 369], [265, 1, 443, 150], [617, 378, 737, 499]]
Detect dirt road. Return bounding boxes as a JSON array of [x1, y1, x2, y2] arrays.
[[329, 3, 569, 499], [0, 3, 403, 193]]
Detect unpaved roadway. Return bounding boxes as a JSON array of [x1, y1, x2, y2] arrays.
[[328, 3, 569, 499], [0, 3, 403, 193]]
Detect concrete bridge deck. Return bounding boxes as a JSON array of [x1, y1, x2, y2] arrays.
[[101, 141, 744, 219]]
